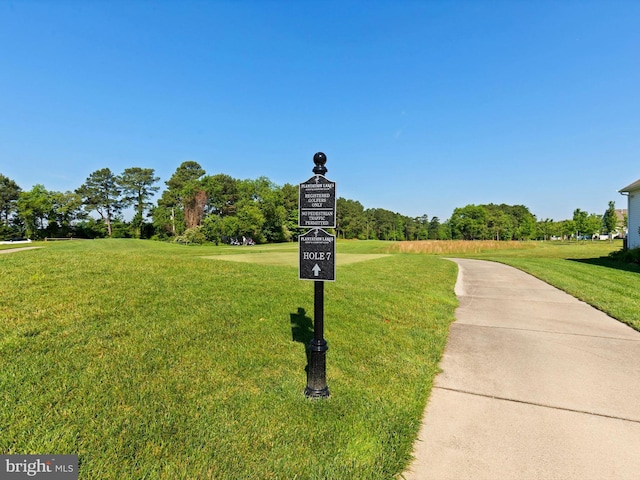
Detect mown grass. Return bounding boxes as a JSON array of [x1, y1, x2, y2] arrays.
[[367, 238, 640, 330], [0, 239, 458, 479], [214, 238, 640, 331]]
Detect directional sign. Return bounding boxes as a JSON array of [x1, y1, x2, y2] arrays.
[[299, 228, 336, 281], [299, 175, 336, 228]]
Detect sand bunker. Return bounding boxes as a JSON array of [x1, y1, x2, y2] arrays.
[[206, 252, 389, 267]]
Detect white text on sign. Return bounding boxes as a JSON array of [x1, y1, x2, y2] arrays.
[[303, 252, 332, 260]]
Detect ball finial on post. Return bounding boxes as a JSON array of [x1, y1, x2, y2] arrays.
[[313, 152, 327, 175]]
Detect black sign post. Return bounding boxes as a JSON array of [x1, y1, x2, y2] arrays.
[[299, 152, 335, 399]]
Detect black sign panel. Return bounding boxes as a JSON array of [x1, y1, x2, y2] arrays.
[[299, 175, 336, 228], [299, 228, 336, 281]]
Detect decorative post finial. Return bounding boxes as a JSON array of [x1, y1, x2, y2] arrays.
[[313, 152, 327, 175]]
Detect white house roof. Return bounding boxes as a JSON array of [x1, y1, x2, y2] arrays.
[[619, 178, 640, 193]]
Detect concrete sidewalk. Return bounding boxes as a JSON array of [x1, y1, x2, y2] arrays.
[[0, 247, 40, 254], [402, 258, 640, 480]]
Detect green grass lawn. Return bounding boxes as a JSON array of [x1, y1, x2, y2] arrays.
[[0, 239, 458, 479], [3, 238, 638, 479]]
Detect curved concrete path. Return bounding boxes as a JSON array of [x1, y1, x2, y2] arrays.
[[403, 258, 640, 480], [0, 246, 40, 254]]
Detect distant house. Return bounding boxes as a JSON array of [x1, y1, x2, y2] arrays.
[[615, 209, 628, 239], [620, 178, 640, 249]]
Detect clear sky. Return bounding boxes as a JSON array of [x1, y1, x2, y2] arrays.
[[1, 0, 639, 222]]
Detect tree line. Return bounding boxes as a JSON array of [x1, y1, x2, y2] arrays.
[[0, 168, 159, 240], [0, 163, 626, 243]]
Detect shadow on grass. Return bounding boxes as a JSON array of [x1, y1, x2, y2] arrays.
[[290, 307, 313, 372], [568, 257, 640, 274]]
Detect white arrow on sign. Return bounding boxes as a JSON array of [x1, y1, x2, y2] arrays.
[[312, 264, 322, 276]]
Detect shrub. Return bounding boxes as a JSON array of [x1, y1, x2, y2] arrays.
[[608, 247, 640, 265], [174, 226, 207, 245]]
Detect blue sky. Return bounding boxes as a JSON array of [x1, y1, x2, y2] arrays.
[[1, 0, 639, 222]]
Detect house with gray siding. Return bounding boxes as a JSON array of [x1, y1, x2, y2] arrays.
[[620, 178, 640, 249]]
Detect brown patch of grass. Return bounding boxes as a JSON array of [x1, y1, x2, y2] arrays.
[[388, 240, 535, 255]]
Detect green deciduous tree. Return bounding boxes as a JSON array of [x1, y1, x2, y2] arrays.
[[561, 219, 576, 240], [0, 174, 22, 239], [602, 201, 618, 242], [573, 208, 602, 240], [537, 218, 553, 241], [450, 205, 489, 240], [336, 198, 366, 239], [202, 173, 238, 217], [508, 205, 537, 240], [0, 174, 22, 228], [244, 177, 285, 242], [449, 203, 537, 241], [585, 213, 602, 240], [487, 209, 512, 241], [16, 184, 54, 239], [50, 191, 85, 236], [369, 208, 399, 240], [572, 208, 589, 240], [158, 161, 206, 234], [151, 201, 182, 238], [236, 201, 265, 242], [280, 183, 300, 240]]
